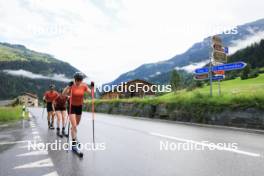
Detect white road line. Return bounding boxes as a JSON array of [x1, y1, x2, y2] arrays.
[[33, 135, 41, 140], [13, 158, 54, 169], [150, 132, 261, 158], [32, 131, 39, 135], [0, 124, 9, 128], [16, 151, 48, 157], [0, 140, 30, 145], [18, 143, 45, 149], [42, 171, 59, 176]]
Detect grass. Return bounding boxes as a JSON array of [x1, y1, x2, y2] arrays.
[[0, 106, 27, 122], [88, 73, 264, 111]]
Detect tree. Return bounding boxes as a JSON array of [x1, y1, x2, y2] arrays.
[[240, 64, 251, 80], [170, 70, 181, 91]]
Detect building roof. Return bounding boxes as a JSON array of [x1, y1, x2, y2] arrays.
[[22, 92, 38, 99]]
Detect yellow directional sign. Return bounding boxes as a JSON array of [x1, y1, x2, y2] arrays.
[[213, 50, 227, 63], [212, 35, 222, 45]]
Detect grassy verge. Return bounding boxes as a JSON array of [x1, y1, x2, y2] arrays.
[[0, 106, 27, 122], [87, 74, 264, 111]]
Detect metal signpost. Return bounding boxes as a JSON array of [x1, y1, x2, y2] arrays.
[[194, 35, 246, 96]]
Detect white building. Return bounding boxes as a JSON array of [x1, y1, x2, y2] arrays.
[[18, 92, 38, 107]]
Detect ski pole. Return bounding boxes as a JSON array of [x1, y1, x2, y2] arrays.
[[67, 88, 73, 152], [41, 102, 46, 120], [91, 81, 95, 144]]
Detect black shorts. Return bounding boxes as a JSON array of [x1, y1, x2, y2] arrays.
[[55, 107, 66, 111], [46, 102, 54, 112], [68, 105, 83, 116]]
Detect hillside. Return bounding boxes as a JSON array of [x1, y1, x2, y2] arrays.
[[0, 42, 80, 100], [106, 18, 264, 86], [0, 42, 78, 77]]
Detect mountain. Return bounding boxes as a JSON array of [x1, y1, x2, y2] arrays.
[[106, 18, 264, 85], [149, 39, 264, 85], [0, 42, 80, 100]]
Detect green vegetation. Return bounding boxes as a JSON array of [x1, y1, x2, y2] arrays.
[[90, 74, 264, 111], [0, 106, 27, 122], [170, 70, 181, 91], [0, 42, 79, 100]]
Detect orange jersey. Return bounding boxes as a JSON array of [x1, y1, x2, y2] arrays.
[[70, 83, 89, 106], [44, 91, 59, 102]]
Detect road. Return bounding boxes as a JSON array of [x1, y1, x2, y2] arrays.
[[1, 107, 264, 176]]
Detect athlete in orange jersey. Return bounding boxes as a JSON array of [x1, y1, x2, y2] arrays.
[[43, 84, 59, 129], [63, 72, 91, 147]]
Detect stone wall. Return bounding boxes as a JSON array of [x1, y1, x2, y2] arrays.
[[87, 102, 264, 129]]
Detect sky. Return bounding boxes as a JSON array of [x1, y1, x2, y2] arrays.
[[0, 0, 264, 84]]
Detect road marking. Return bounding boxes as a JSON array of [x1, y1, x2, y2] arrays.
[[42, 171, 59, 176], [33, 135, 41, 140], [32, 131, 39, 135], [150, 132, 261, 157], [0, 124, 9, 128], [0, 140, 30, 145], [16, 150, 48, 157], [19, 143, 45, 149], [14, 158, 54, 169]]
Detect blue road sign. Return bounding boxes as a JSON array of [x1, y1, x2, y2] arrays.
[[224, 47, 229, 54], [212, 75, 225, 80], [194, 62, 247, 74]]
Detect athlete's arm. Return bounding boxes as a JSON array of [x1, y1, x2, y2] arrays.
[[62, 81, 73, 96]]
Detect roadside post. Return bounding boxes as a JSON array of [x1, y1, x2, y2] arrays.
[[193, 35, 244, 96]]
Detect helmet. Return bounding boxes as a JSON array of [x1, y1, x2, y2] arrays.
[[74, 72, 84, 81], [49, 84, 55, 90]]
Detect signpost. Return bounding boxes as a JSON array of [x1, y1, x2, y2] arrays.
[[194, 62, 247, 74], [194, 35, 246, 96]]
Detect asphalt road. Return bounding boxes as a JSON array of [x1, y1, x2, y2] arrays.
[[1, 107, 264, 176]]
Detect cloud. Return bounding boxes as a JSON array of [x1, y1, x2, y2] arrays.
[[229, 30, 264, 54], [3, 69, 71, 82], [175, 60, 209, 73], [0, 0, 264, 84]]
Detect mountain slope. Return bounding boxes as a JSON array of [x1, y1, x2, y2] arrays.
[[0, 42, 78, 77], [0, 42, 80, 100], [149, 39, 264, 85], [107, 18, 264, 85]]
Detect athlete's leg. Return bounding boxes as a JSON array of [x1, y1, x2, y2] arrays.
[[70, 114, 77, 140], [76, 115, 81, 125], [56, 111, 61, 129], [51, 111, 55, 128], [61, 111, 67, 135], [47, 112, 51, 125], [61, 111, 66, 128]]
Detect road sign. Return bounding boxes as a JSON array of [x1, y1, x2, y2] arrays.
[[213, 50, 227, 63], [194, 74, 224, 81], [194, 74, 209, 80], [212, 75, 225, 80], [224, 47, 229, 54], [212, 35, 222, 45], [213, 62, 247, 71], [214, 70, 225, 75], [194, 62, 247, 74], [213, 43, 224, 52]]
